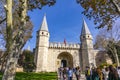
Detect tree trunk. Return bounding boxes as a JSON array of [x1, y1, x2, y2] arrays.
[[2, 32, 26, 80], [114, 47, 120, 66], [2, 51, 17, 80], [2, 0, 14, 79], [109, 44, 120, 66], [2, 0, 27, 80], [0, 57, 7, 73]]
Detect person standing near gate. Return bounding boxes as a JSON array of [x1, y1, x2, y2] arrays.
[[75, 66, 81, 80], [85, 66, 91, 80], [67, 67, 73, 80]]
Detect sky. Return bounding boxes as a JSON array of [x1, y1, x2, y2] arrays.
[[23, 0, 99, 51]]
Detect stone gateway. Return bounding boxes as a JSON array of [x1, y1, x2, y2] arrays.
[[34, 15, 111, 72]]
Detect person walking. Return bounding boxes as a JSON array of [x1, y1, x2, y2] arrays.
[[59, 67, 64, 80], [96, 67, 103, 80], [108, 65, 119, 80], [75, 66, 81, 80], [117, 66, 120, 80], [85, 66, 91, 80], [67, 67, 73, 80], [91, 68, 99, 80], [104, 67, 109, 80], [63, 68, 67, 80]]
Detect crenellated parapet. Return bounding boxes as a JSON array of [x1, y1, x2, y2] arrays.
[[49, 42, 80, 49]]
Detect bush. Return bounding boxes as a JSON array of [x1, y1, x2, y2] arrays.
[[23, 62, 36, 72]]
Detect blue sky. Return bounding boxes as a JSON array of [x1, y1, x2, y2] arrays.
[[24, 0, 99, 50]]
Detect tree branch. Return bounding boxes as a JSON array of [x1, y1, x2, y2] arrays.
[[0, 18, 6, 24], [111, 0, 120, 14]]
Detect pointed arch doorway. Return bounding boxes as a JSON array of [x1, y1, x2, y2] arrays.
[[57, 52, 73, 68]]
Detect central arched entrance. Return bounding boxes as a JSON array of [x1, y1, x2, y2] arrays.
[[57, 52, 73, 68], [61, 59, 67, 67]]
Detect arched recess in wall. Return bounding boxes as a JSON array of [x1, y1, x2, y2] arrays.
[[57, 52, 73, 68]]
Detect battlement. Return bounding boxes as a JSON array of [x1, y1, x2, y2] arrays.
[[49, 42, 80, 49]]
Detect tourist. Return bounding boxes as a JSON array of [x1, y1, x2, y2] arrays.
[[117, 66, 120, 79], [102, 67, 106, 80], [63, 68, 67, 80], [91, 67, 98, 80], [85, 66, 91, 80], [104, 67, 109, 80], [75, 66, 81, 80], [58, 67, 61, 79], [96, 67, 103, 80], [59, 67, 63, 79], [108, 65, 119, 80], [67, 67, 73, 80]]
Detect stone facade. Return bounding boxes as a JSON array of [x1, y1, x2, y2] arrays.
[[34, 15, 110, 72]]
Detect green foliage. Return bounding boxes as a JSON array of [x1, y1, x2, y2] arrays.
[[28, 0, 56, 10], [18, 50, 35, 72], [77, 0, 120, 29], [23, 50, 33, 62], [98, 62, 117, 69], [0, 0, 56, 79], [98, 62, 111, 69], [0, 73, 2, 79], [0, 72, 57, 80]]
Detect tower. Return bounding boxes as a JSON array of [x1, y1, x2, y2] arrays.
[[35, 15, 50, 72], [80, 19, 95, 70]]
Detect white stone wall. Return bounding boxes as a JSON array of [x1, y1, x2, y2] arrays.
[[46, 47, 80, 72], [35, 40, 98, 72], [35, 30, 49, 72], [35, 36, 98, 72]]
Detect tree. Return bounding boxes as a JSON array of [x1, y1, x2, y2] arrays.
[[77, 0, 120, 29], [0, 0, 56, 25], [95, 25, 120, 66], [0, 0, 55, 80], [18, 50, 35, 72]]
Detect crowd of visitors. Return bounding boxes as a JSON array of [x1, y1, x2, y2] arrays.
[[58, 65, 120, 80], [58, 66, 81, 80], [85, 65, 120, 80]]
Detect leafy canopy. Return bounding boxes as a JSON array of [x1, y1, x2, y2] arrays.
[[77, 0, 120, 29]]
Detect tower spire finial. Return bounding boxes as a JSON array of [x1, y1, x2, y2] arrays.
[[81, 18, 91, 35], [40, 14, 48, 31]]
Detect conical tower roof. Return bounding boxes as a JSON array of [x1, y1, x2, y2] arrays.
[[81, 19, 91, 35], [40, 14, 48, 31]]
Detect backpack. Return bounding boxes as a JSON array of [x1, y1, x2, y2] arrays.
[[85, 69, 90, 76]]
